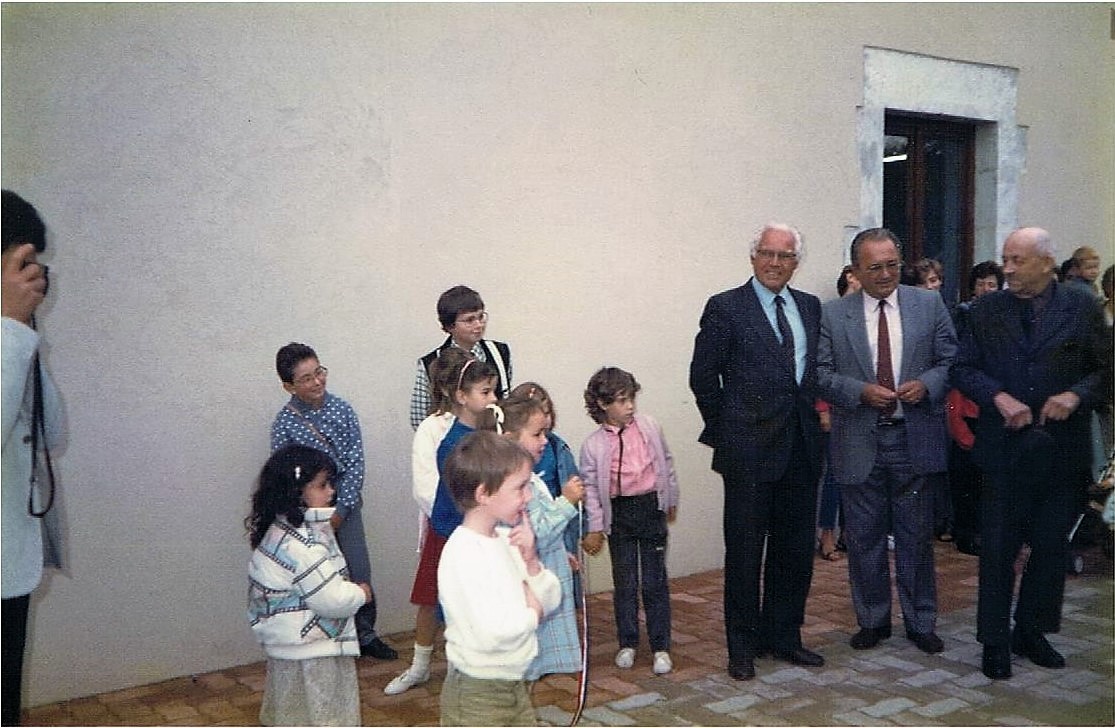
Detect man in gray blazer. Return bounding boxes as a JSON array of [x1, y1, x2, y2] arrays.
[[817, 228, 956, 654]]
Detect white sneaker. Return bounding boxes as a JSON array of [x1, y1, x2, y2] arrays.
[[383, 667, 429, 695], [615, 647, 636, 669], [653, 651, 673, 675]]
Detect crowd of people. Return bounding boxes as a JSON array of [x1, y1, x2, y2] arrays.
[[2, 186, 1108, 727], [244, 227, 1108, 725]]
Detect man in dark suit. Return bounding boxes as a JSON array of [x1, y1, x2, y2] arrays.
[[690, 222, 825, 681], [952, 227, 1107, 680], [817, 228, 956, 656]]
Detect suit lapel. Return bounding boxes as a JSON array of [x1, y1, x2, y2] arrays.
[[896, 287, 922, 382], [741, 281, 781, 349], [843, 291, 876, 381], [1030, 283, 1075, 352], [989, 291, 1030, 352]]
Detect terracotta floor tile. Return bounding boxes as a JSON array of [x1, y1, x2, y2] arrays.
[[22, 542, 1113, 726]]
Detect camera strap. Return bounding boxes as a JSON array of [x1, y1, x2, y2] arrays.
[[28, 351, 57, 518]]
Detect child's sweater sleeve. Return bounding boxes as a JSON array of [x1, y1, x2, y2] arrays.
[[578, 434, 606, 533], [295, 542, 367, 619], [525, 477, 577, 548], [412, 415, 447, 516], [524, 566, 562, 617]]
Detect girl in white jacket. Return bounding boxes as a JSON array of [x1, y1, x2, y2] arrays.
[[247, 445, 372, 726]]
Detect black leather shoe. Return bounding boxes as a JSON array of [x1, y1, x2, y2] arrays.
[[726, 655, 753, 677], [850, 625, 891, 650], [770, 647, 824, 667], [982, 645, 1011, 680], [728, 658, 756, 681], [360, 637, 399, 660], [906, 631, 944, 654], [1012, 628, 1065, 669]]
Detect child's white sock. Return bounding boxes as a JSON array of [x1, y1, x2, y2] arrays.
[[412, 643, 433, 674]]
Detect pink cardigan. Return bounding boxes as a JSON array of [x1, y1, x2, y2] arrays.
[[579, 413, 680, 534]]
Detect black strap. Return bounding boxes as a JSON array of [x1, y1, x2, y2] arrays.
[[28, 350, 56, 518]]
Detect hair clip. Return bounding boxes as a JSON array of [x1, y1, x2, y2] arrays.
[[486, 403, 505, 434], [294, 465, 302, 481], [527, 387, 536, 398]]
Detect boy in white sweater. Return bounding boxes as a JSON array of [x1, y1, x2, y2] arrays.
[[437, 431, 561, 726]]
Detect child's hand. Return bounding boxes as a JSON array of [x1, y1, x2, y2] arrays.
[[567, 553, 581, 572], [358, 583, 374, 603], [330, 513, 344, 531], [508, 511, 541, 573], [667, 506, 677, 524], [582, 531, 605, 556], [561, 476, 585, 505]]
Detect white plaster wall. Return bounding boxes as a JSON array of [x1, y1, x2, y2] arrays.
[[2, 3, 1111, 705]]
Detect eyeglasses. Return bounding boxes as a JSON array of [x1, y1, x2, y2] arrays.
[[292, 366, 328, 386], [754, 250, 798, 263], [454, 311, 488, 326], [863, 261, 901, 275]]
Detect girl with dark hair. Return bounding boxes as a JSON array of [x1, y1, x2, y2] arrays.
[[246, 445, 372, 726]]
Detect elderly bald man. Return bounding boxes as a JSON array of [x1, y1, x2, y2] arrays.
[[952, 227, 1108, 680]]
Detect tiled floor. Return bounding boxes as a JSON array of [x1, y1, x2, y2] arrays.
[[25, 541, 1114, 726]]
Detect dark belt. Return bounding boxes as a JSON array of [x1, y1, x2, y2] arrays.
[[876, 417, 905, 427]]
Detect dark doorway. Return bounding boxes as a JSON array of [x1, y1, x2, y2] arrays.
[[883, 113, 976, 305]]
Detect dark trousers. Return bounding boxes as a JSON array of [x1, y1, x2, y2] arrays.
[[843, 424, 937, 635], [608, 493, 671, 652], [817, 435, 842, 530], [335, 508, 378, 644], [721, 427, 816, 661], [978, 462, 1086, 646], [947, 441, 982, 542], [2, 594, 30, 726]]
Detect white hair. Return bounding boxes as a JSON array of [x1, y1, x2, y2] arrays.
[[750, 222, 805, 257]]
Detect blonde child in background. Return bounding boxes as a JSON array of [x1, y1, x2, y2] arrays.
[[580, 366, 680, 676], [498, 393, 585, 680], [246, 445, 372, 726], [386, 353, 500, 695], [438, 431, 561, 726], [511, 382, 585, 599]]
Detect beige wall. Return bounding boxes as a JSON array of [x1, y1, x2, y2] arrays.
[[2, 3, 1111, 706]]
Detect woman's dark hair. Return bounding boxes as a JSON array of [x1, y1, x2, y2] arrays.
[[913, 258, 943, 284], [245, 445, 336, 549], [968, 260, 1004, 295], [583, 367, 641, 425], [2, 190, 46, 253], [276, 342, 318, 384], [836, 265, 855, 297]]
